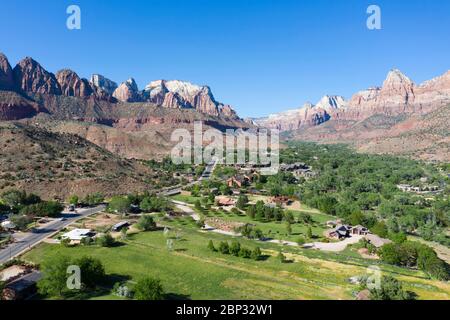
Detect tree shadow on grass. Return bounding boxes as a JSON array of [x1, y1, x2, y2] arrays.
[[165, 293, 191, 300], [63, 274, 132, 300]]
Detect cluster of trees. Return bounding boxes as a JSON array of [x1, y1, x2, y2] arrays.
[[236, 224, 265, 240], [70, 193, 104, 206], [284, 142, 448, 246], [245, 201, 286, 222], [38, 255, 106, 298], [367, 276, 416, 300], [136, 215, 157, 231], [379, 241, 449, 281], [108, 193, 172, 215], [0, 190, 64, 230], [208, 240, 262, 260]]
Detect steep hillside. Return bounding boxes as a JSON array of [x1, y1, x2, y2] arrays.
[[0, 122, 156, 199], [289, 104, 450, 161]]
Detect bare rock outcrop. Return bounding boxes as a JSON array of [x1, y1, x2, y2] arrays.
[[56, 69, 93, 97], [0, 53, 14, 90], [13, 57, 61, 95], [113, 78, 142, 102]]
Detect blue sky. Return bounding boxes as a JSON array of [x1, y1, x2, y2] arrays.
[[0, 0, 449, 117]]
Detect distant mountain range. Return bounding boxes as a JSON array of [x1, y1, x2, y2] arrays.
[[0, 52, 251, 160], [254, 69, 450, 130], [0, 52, 448, 162], [253, 69, 450, 161], [0, 53, 239, 120]]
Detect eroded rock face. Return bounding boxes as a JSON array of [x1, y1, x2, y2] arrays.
[[0, 53, 14, 90], [144, 80, 237, 118], [56, 69, 93, 97], [113, 78, 142, 102], [257, 69, 450, 131], [13, 57, 61, 95], [89, 74, 117, 97], [254, 99, 336, 131]]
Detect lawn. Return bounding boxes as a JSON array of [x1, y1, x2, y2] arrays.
[[22, 226, 450, 300]]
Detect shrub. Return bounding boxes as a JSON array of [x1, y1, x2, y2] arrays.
[[136, 215, 157, 231], [238, 247, 252, 259], [96, 233, 115, 247], [251, 247, 263, 260], [218, 241, 230, 254], [134, 277, 164, 300], [229, 241, 241, 256], [207, 240, 216, 252]]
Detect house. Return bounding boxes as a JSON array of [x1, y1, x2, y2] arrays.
[[280, 162, 309, 172], [112, 221, 130, 232], [270, 196, 291, 206], [1, 270, 42, 300], [1, 220, 16, 230], [326, 219, 343, 228], [217, 197, 237, 207], [328, 225, 352, 239], [226, 175, 251, 188], [61, 228, 95, 241], [351, 225, 369, 236]]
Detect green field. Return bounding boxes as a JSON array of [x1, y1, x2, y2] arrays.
[[22, 226, 450, 300]]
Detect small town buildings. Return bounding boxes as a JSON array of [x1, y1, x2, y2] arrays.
[[351, 225, 369, 236], [112, 221, 130, 232], [1, 220, 16, 230], [328, 225, 352, 239], [226, 175, 251, 188], [328, 225, 369, 239], [61, 228, 95, 241], [1, 270, 42, 300], [397, 184, 440, 193], [217, 197, 237, 207], [270, 196, 291, 206]]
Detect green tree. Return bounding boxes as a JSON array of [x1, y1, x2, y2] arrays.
[[96, 233, 115, 247], [286, 221, 292, 235], [207, 240, 216, 252], [277, 250, 286, 263], [68, 195, 79, 205], [372, 221, 389, 238], [238, 247, 252, 258], [251, 247, 262, 261], [74, 256, 105, 289], [306, 226, 313, 239], [218, 241, 230, 254], [83, 193, 104, 206], [108, 196, 131, 214], [38, 255, 72, 297], [134, 277, 164, 300], [229, 241, 241, 256], [136, 215, 157, 231], [236, 195, 249, 210], [369, 276, 415, 300]]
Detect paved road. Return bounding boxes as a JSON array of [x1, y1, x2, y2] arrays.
[[159, 159, 218, 197], [0, 160, 217, 264], [0, 205, 105, 264]]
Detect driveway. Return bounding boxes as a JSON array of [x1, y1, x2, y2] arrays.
[[305, 235, 364, 252]]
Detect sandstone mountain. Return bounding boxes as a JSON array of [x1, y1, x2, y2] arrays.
[[0, 52, 251, 160], [0, 53, 14, 90], [0, 121, 156, 199], [255, 69, 450, 161], [0, 53, 240, 120], [256, 69, 450, 131]]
